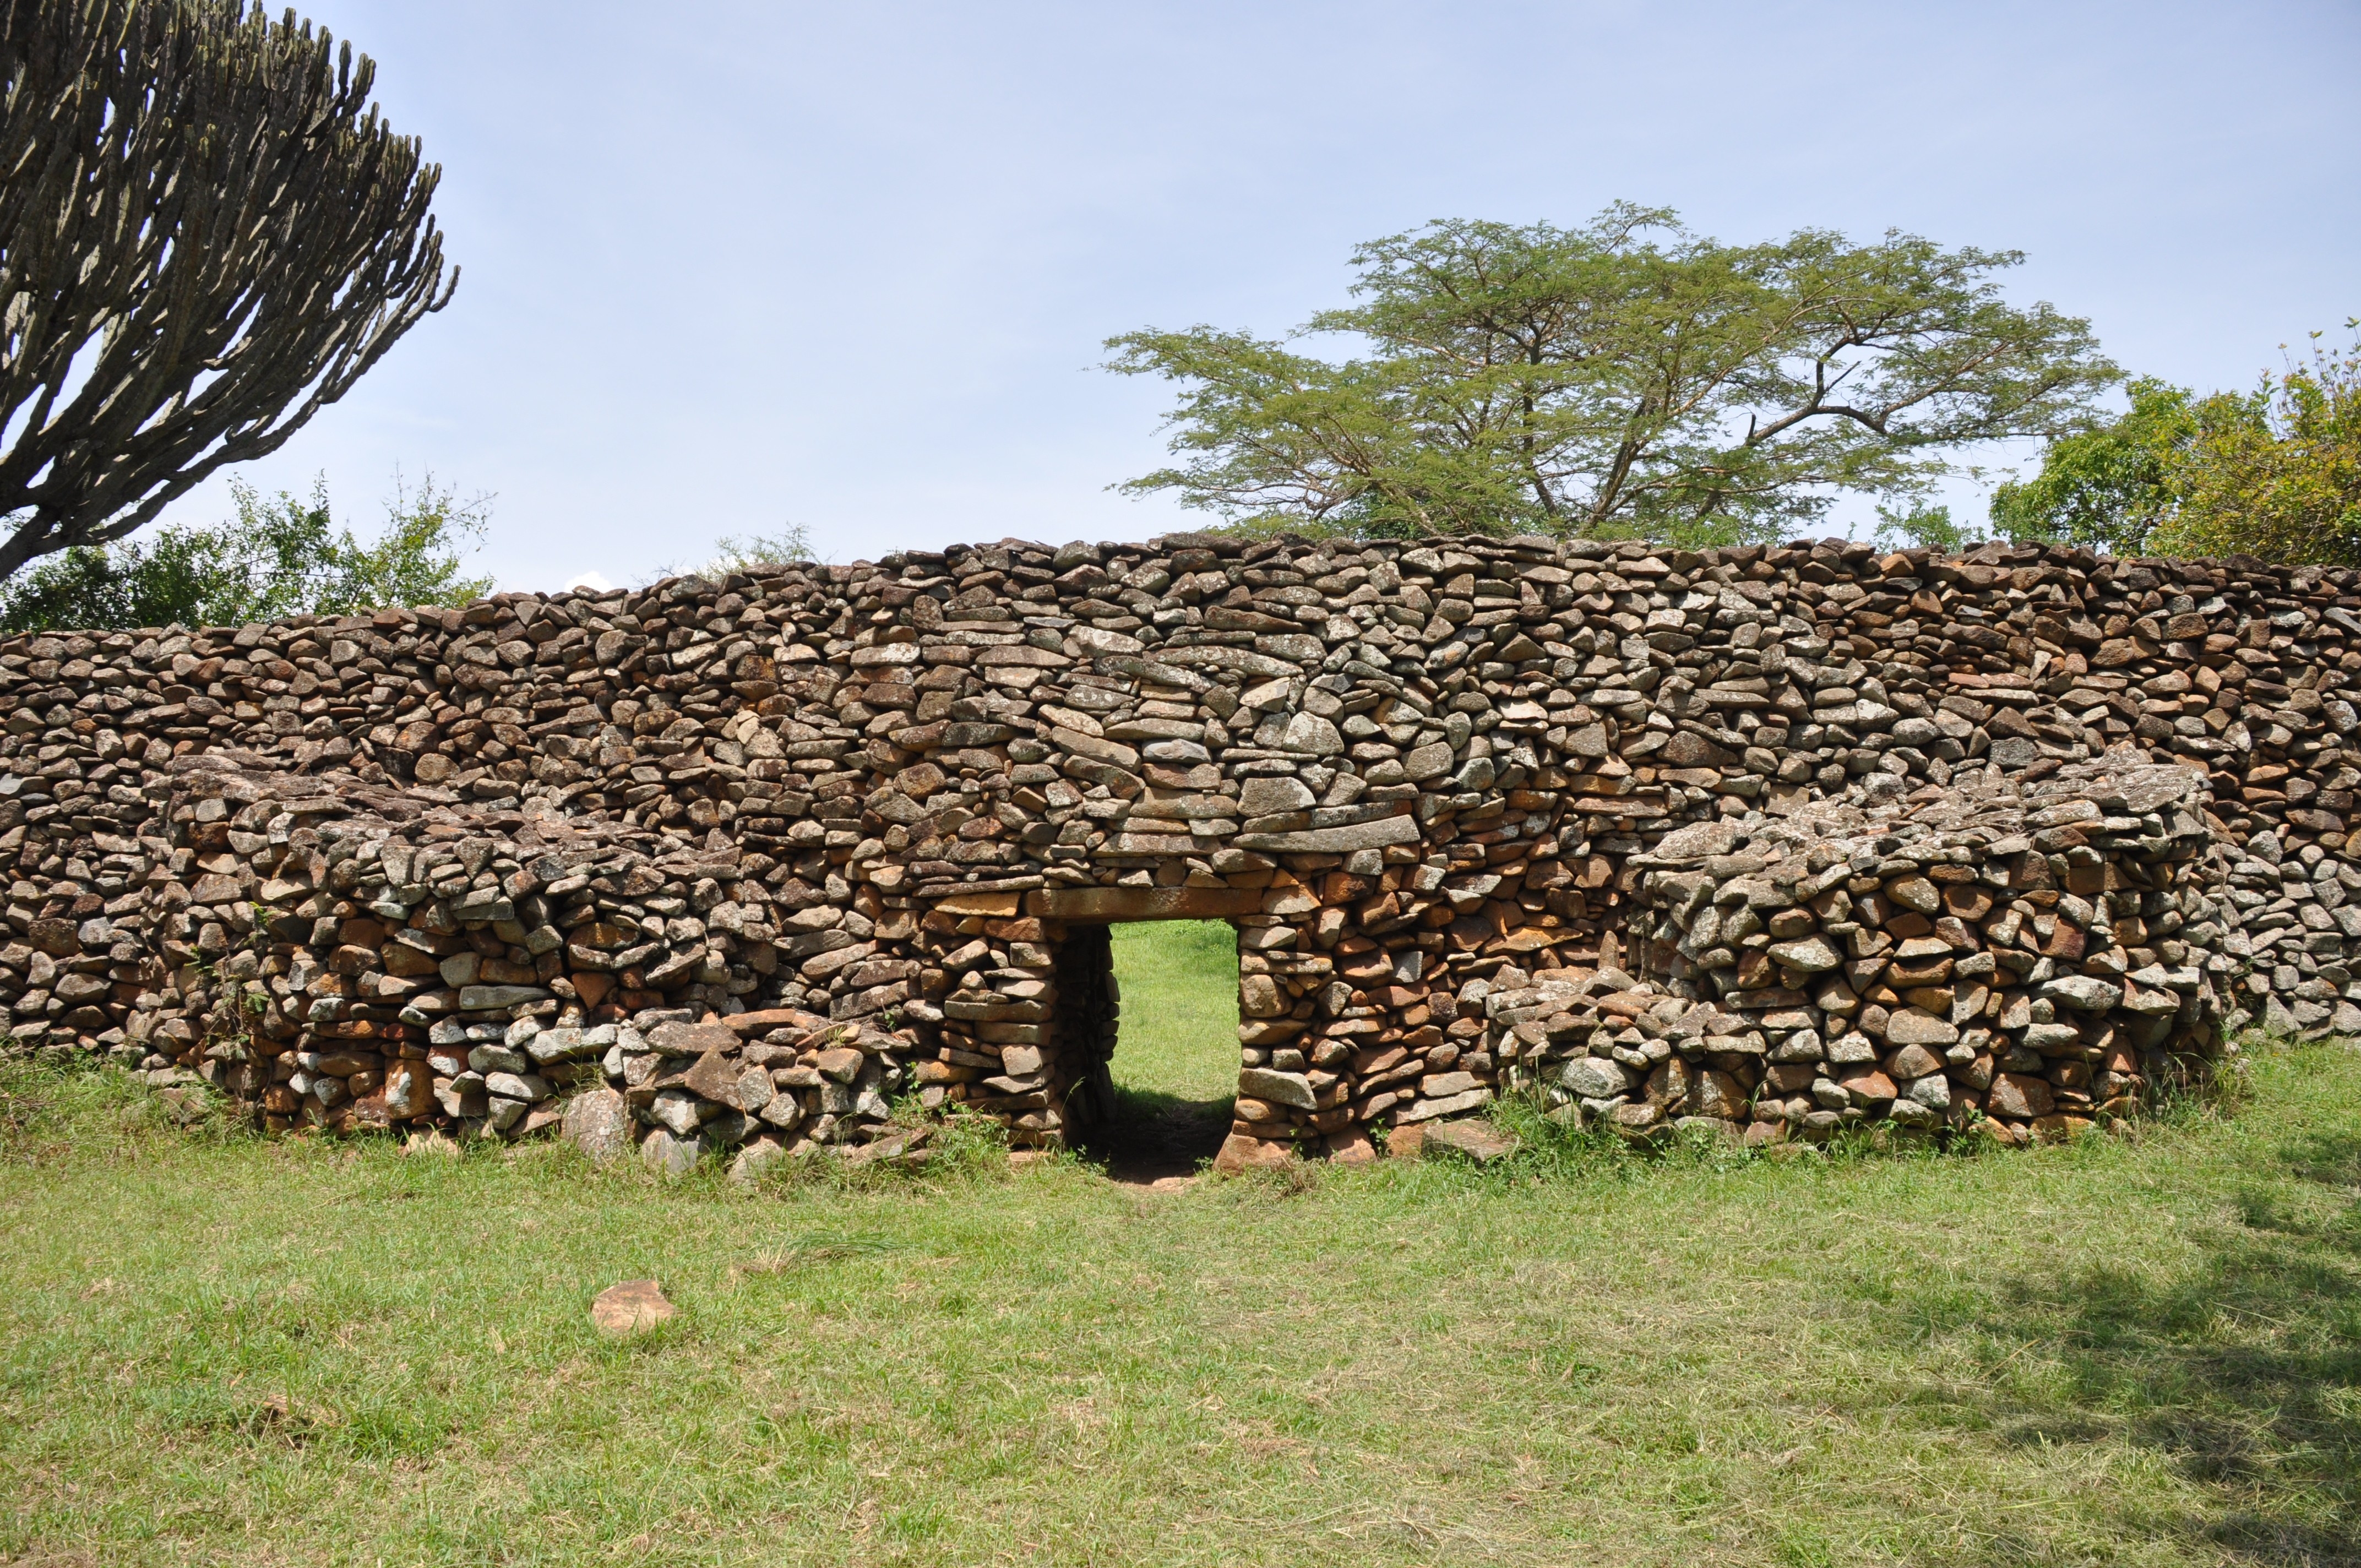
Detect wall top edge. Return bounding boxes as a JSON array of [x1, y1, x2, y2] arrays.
[[0, 533, 2347, 651]]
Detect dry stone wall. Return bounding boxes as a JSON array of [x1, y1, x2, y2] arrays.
[[1620, 758, 2225, 1145], [0, 531, 2353, 1167]]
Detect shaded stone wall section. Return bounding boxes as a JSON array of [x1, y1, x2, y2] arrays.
[[1619, 758, 2224, 1144]]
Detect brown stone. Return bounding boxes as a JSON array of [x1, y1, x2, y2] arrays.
[[680, 1050, 746, 1107], [0, 530, 2249, 1168], [1691, 1069, 1749, 1121], [1839, 1069, 1897, 1106], [590, 1280, 676, 1337], [1325, 1127, 1378, 1164], [1026, 886, 1262, 921], [725, 1006, 831, 1037], [649, 1020, 739, 1057], [1421, 1119, 1520, 1163], [1885, 1043, 1947, 1081], [1212, 1132, 1296, 1175], [1883, 1009, 1959, 1047], [934, 892, 1021, 917], [381, 1061, 433, 1119], [1987, 1072, 2055, 1120], [2039, 923, 2087, 960]]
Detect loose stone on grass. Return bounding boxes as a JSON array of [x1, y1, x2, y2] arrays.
[[590, 1280, 676, 1337]]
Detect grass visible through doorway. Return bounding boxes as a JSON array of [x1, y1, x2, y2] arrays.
[[1096, 919, 1239, 1179]]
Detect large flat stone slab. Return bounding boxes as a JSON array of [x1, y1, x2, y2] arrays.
[[1025, 885, 1264, 922]]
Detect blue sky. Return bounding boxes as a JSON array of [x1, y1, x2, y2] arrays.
[[151, 0, 2359, 590]]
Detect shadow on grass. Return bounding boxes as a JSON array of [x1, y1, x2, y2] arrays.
[[1075, 1084, 1233, 1184], [1902, 1131, 2361, 1564]]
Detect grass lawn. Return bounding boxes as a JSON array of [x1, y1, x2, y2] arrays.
[[1107, 918, 1243, 1106], [1090, 918, 1242, 1180], [3, 930, 2359, 1565]]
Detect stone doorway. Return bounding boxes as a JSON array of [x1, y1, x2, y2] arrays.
[[1073, 919, 1243, 1181], [999, 889, 1258, 1181]]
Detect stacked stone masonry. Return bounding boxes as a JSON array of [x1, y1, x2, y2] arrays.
[[0, 531, 2351, 1166]]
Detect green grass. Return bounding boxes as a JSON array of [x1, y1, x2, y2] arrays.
[[1108, 918, 1241, 1104], [3, 1038, 2360, 1566]]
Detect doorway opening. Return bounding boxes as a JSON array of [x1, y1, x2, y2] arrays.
[[1075, 919, 1239, 1182]]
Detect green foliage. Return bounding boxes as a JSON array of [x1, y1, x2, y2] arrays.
[[2158, 325, 2361, 566], [1107, 205, 2117, 544], [1872, 499, 1986, 554], [1107, 919, 1242, 1104], [0, 472, 492, 633], [700, 526, 814, 575], [652, 525, 815, 585], [1990, 324, 2361, 565], [1091, 921, 1242, 1178], [0, 0, 454, 581], [1988, 377, 2196, 553]]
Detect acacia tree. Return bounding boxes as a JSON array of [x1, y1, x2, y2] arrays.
[[1107, 205, 2117, 543], [0, 0, 456, 581]]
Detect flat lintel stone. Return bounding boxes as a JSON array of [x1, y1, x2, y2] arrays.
[[1234, 813, 1421, 854], [1025, 886, 1264, 922]]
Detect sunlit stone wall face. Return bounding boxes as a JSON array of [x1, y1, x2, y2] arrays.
[[0, 530, 2347, 1161]]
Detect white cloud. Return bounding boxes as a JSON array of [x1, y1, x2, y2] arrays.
[[563, 569, 613, 593]]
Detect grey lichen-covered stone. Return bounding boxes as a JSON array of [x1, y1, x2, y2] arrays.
[[1398, 1086, 1490, 1123], [2042, 974, 2124, 1012], [727, 1136, 791, 1186], [1280, 711, 1344, 755], [1653, 820, 1745, 861], [1766, 935, 1841, 972], [1883, 1010, 1959, 1047], [482, 1070, 551, 1103], [649, 1089, 708, 1136], [1401, 742, 1455, 781], [1560, 1057, 1631, 1098], [562, 1087, 634, 1166], [458, 984, 548, 1011], [1421, 1119, 1520, 1163], [639, 1127, 703, 1178], [1237, 776, 1315, 815], [1237, 1068, 1316, 1110], [1901, 1073, 1950, 1110], [649, 1021, 738, 1058], [1233, 813, 1421, 854], [1825, 1032, 1879, 1065], [528, 1026, 608, 1065]]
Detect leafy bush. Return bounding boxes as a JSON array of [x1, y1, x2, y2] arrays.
[[1992, 324, 2360, 565], [0, 471, 493, 632]]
